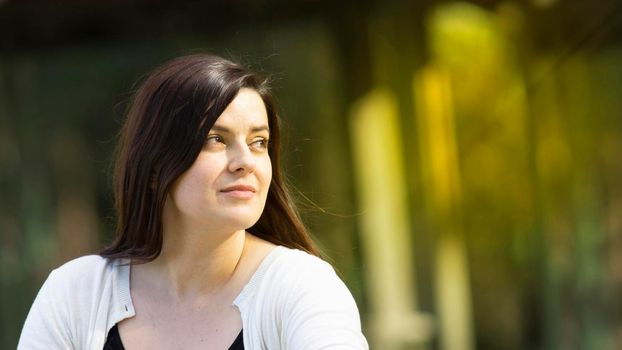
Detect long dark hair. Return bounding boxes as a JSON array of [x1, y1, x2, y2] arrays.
[[99, 53, 318, 262]]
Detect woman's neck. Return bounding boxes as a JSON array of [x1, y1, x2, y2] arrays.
[[140, 228, 248, 302]]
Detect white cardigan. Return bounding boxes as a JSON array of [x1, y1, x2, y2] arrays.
[[18, 246, 368, 349]]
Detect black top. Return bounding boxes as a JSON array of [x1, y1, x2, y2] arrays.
[[103, 324, 244, 350]]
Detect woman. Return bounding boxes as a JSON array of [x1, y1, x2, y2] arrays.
[[18, 53, 368, 349]]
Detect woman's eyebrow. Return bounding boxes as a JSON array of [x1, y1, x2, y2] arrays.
[[251, 125, 270, 133], [209, 125, 270, 133]]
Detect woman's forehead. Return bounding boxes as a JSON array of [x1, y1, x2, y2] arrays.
[[211, 88, 269, 132]]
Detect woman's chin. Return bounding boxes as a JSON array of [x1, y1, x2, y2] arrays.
[[212, 213, 262, 232]]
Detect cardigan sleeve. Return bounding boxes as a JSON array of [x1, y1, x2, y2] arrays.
[[280, 258, 369, 350], [18, 269, 74, 350]]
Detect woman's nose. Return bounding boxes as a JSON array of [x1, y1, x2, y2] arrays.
[[228, 142, 256, 174]]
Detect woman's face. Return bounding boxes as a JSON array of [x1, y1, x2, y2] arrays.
[[164, 88, 272, 235]]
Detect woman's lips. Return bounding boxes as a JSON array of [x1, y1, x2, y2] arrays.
[[221, 185, 256, 199]]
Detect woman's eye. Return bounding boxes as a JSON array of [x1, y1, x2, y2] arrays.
[[250, 138, 269, 151], [205, 135, 225, 148]]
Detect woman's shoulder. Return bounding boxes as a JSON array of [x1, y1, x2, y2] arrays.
[[33, 254, 128, 327], [51, 254, 114, 276], [267, 246, 336, 279], [250, 246, 350, 299], [54, 254, 109, 271], [43, 254, 122, 292], [19, 255, 128, 349], [241, 246, 368, 349]]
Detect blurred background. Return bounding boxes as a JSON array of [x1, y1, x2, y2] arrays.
[[1, 0, 622, 349]]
